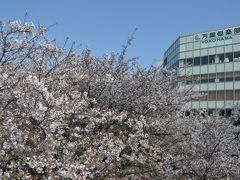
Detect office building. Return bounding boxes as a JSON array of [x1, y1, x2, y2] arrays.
[[163, 25, 240, 112]]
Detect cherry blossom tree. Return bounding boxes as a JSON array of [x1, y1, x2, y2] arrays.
[[0, 20, 239, 179]]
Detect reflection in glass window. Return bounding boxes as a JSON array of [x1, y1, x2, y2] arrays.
[[218, 54, 224, 63], [225, 53, 233, 62], [187, 58, 193, 65], [209, 55, 215, 64], [234, 51, 240, 60]]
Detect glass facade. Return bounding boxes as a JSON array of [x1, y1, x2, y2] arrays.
[[163, 25, 240, 110]]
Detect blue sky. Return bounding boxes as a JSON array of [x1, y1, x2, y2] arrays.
[[1, 0, 240, 67]]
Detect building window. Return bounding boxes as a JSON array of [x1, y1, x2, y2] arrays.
[[218, 54, 224, 63], [186, 76, 193, 84], [234, 51, 240, 61], [217, 73, 224, 82], [187, 58, 193, 66], [226, 72, 233, 82], [235, 90, 240, 100], [201, 74, 208, 83], [217, 91, 224, 100], [199, 92, 208, 101], [225, 53, 233, 62], [193, 75, 200, 84], [235, 71, 240, 81], [194, 57, 200, 66], [226, 90, 234, 100], [209, 73, 216, 83], [201, 56, 208, 65], [209, 55, 215, 64], [209, 91, 216, 101]]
